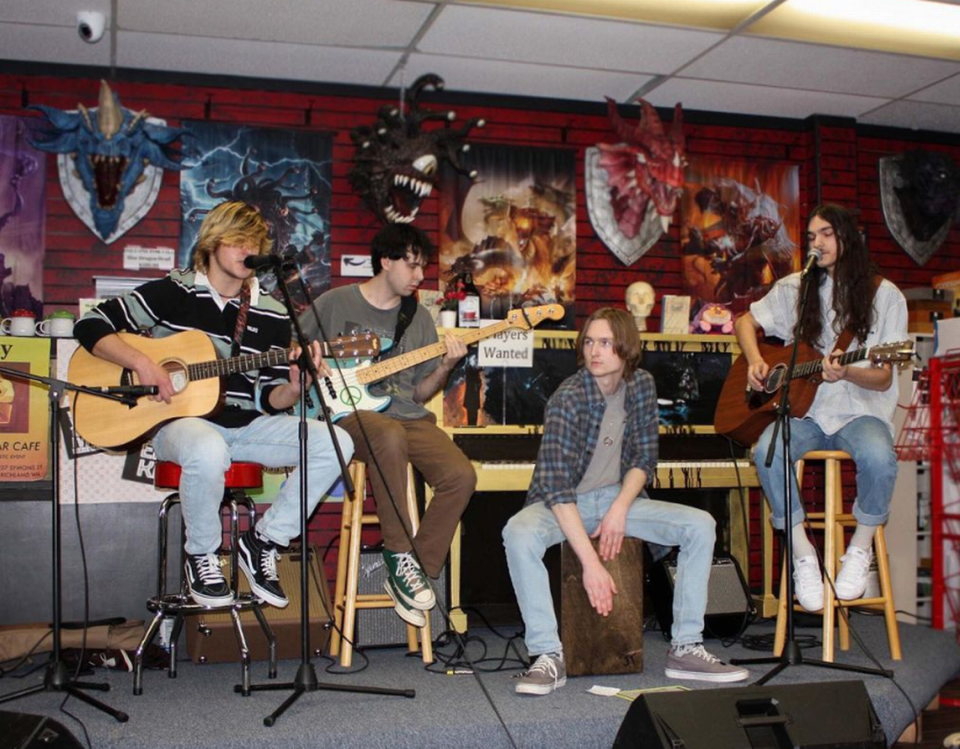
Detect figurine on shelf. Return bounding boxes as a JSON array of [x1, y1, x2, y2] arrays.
[[690, 302, 734, 334], [625, 281, 655, 331]]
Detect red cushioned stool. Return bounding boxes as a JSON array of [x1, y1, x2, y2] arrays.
[[133, 461, 277, 696]]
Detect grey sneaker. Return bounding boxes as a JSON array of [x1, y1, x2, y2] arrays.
[[516, 653, 566, 696], [665, 643, 749, 683]]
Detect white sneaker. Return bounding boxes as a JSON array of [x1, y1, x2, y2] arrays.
[[793, 555, 824, 611], [835, 546, 873, 600]]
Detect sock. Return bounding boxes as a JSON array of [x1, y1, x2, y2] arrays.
[[850, 524, 877, 551], [791, 523, 816, 560]]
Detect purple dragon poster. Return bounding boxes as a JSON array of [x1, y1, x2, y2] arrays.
[[178, 122, 332, 313], [0, 117, 46, 319]]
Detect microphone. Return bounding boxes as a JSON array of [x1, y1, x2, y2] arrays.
[[800, 248, 822, 278], [243, 254, 281, 271], [98, 385, 159, 397]]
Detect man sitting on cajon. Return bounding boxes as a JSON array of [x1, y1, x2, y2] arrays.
[[502, 307, 749, 695]]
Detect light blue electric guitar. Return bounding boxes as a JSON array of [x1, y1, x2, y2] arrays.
[[319, 304, 565, 422]]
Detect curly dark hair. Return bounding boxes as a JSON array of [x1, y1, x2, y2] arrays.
[[797, 203, 878, 349]]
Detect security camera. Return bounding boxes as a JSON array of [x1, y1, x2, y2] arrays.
[[77, 11, 106, 44]]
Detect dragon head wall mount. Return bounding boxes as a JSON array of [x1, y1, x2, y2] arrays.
[[29, 80, 187, 243], [349, 74, 485, 225], [586, 97, 686, 265]]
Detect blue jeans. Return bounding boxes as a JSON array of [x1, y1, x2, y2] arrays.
[[754, 416, 896, 531], [502, 485, 716, 654], [152, 415, 353, 555]]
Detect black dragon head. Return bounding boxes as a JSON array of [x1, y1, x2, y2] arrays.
[[349, 74, 485, 224]]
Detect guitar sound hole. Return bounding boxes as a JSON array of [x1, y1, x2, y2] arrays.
[[162, 361, 189, 394], [764, 365, 786, 394]]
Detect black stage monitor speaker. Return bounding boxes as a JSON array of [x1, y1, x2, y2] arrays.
[[649, 553, 754, 639], [0, 710, 84, 749], [613, 680, 885, 749]]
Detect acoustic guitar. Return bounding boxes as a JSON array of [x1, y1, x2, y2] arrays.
[[713, 339, 914, 446], [316, 303, 566, 422], [68, 329, 381, 448]]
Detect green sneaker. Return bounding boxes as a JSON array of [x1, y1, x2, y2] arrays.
[[382, 550, 435, 611], [383, 577, 426, 628]]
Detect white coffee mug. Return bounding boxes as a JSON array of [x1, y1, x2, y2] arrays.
[[0, 313, 36, 337], [37, 318, 75, 337]]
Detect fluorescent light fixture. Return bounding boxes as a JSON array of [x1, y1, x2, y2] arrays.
[[453, 0, 765, 30], [749, 0, 960, 60]]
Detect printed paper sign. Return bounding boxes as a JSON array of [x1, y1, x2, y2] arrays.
[[477, 321, 534, 368]]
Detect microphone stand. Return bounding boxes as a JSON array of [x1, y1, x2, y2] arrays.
[[240, 261, 414, 727], [0, 364, 130, 722], [731, 266, 891, 684]]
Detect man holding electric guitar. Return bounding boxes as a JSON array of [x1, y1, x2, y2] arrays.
[[74, 201, 355, 610], [733, 203, 908, 611], [299, 224, 476, 630]]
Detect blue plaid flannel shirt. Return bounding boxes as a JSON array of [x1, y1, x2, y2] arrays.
[[525, 366, 659, 509]]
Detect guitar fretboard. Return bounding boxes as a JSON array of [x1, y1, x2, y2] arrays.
[[188, 348, 294, 382], [792, 347, 868, 379]]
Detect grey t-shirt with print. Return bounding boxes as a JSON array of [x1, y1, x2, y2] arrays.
[[301, 284, 440, 420]]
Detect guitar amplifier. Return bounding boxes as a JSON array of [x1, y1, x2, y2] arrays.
[[355, 549, 448, 646]]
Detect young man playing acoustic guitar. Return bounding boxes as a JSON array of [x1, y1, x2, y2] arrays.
[[735, 203, 907, 611], [75, 201, 354, 609], [299, 224, 476, 628], [503, 308, 748, 695]]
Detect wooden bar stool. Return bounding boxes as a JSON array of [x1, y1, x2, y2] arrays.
[[774, 450, 901, 662], [133, 461, 277, 695], [329, 461, 434, 668]]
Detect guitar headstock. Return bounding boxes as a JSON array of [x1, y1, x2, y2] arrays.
[[870, 340, 915, 369], [325, 332, 381, 360], [505, 304, 566, 330]]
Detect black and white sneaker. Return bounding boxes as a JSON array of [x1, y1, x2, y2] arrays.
[[184, 552, 233, 607], [237, 528, 288, 608]]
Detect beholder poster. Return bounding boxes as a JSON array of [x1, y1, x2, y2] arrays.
[[0, 337, 51, 482], [680, 158, 800, 316]]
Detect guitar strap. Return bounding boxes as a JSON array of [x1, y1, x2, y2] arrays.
[[392, 294, 418, 349], [230, 284, 252, 356]]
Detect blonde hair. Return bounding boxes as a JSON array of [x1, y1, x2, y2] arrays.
[[576, 307, 643, 378], [192, 201, 272, 273]]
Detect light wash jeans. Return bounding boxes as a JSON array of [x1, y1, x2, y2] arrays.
[[754, 415, 896, 530], [152, 415, 353, 555], [502, 485, 716, 655]]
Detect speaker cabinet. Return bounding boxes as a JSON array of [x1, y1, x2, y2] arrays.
[[0, 711, 84, 749], [355, 549, 448, 646], [649, 553, 754, 639], [613, 680, 885, 749]]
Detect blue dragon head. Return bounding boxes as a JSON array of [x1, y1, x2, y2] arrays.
[[29, 80, 187, 241]]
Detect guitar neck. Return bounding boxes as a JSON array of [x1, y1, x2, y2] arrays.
[[792, 346, 869, 380], [186, 341, 339, 382], [356, 320, 519, 385]]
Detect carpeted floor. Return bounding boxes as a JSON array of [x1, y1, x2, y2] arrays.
[[1, 616, 958, 749]]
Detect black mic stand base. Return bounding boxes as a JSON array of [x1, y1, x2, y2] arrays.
[[0, 639, 130, 723], [733, 639, 893, 686], [237, 661, 415, 727]]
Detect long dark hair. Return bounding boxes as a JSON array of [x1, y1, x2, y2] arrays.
[[797, 204, 878, 349]]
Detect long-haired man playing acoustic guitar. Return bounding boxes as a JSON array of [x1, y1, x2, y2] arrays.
[[74, 201, 354, 609], [299, 224, 476, 630], [734, 203, 907, 611]]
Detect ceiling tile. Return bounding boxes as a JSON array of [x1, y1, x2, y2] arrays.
[[119, 0, 434, 47], [858, 100, 960, 134], [401, 53, 653, 102], [645, 78, 890, 119], [682, 36, 960, 98], [907, 72, 960, 105], [420, 5, 724, 73], [116, 32, 403, 86], [0, 0, 110, 26], [0, 21, 111, 67]]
